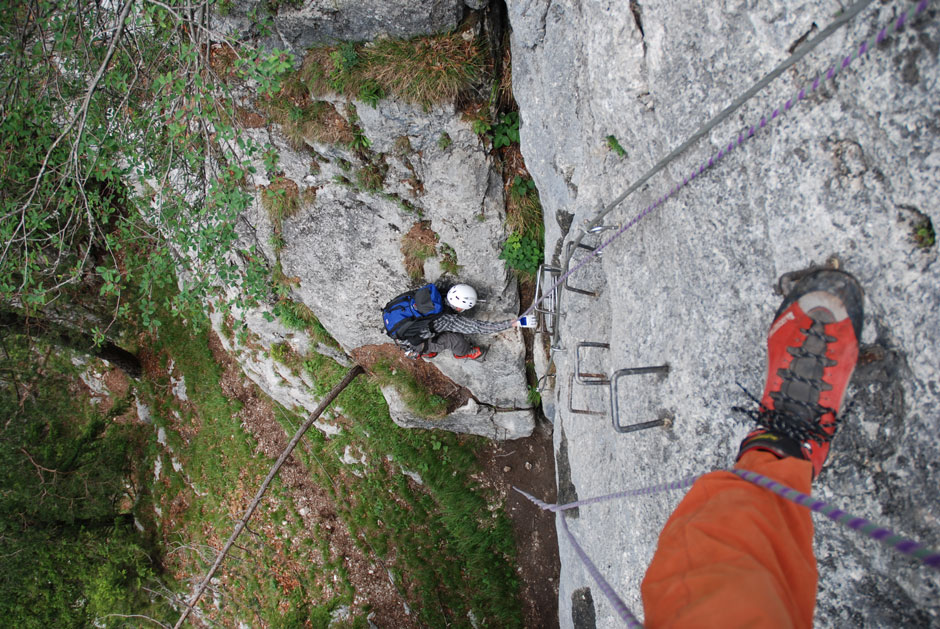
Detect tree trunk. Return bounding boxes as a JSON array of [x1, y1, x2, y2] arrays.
[[0, 307, 142, 379]]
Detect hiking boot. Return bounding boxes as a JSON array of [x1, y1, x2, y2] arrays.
[[420, 352, 438, 359], [454, 347, 483, 361], [737, 269, 864, 478]]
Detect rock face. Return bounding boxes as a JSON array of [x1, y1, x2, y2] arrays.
[[212, 54, 533, 437], [508, 0, 940, 627], [217, 0, 475, 54]]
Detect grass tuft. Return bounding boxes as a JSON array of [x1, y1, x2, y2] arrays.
[[300, 32, 487, 108], [505, 175, 543, 241], [356, 162, 385, 192], [261, 177, 301, 224], [263, 97, 354, 147], [273, 299, 340, 349], [400, 221, 439, 282]]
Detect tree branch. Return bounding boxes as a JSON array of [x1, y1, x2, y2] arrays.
[[16, 0, 135, 228]]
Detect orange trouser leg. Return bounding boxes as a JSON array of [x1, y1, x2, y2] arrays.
[[641, 451, 816, 628]]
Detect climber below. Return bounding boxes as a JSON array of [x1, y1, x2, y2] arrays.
[[382, 283, 520, 361]]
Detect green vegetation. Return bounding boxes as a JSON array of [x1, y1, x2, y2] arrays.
[[139, 298, 364, 627], [606, 134, 628, 157], [356, 162, 386, 192], [501, 175, 544, 277], [276, 361, 523, 627], [358, 79, 385, 108], [145, 288, 522, 626], [0, 337, 166, 627], [370, 361, 449, 418], [500, 232, 543, 276], [914, 217, 936, 249], [493, 111, 521, 148], [0, 0, 294, 330], [261, 178, 305, 256], [438, 131, 453, 150], [440, 242, 462, 276], [301, 32, 487, 108], [273, 299, 340, 348], [472, 116, 493, 136], [381, 191, 421, 216], [261, 177, 302, 224]]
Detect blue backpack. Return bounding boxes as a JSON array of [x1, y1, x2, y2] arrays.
[[382, 284, 445, 349]]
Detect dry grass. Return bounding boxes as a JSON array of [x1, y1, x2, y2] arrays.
[[506, 190, 543, 240], [367, 34, 486, 107], [356, 162, 385, 192], [263, 98, 354, 148], [261, 178, 301, 224], [298, 47, 336, 96], [400, 221, 439, 281], [299, 32, 487, 107]]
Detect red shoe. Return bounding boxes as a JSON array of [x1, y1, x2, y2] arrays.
[[737, 270, 864, 478], [420, 352, 438, 359], [454, 347, 483, 360]]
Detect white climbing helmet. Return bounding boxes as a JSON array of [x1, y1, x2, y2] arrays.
[[447, 284, 477, 311]]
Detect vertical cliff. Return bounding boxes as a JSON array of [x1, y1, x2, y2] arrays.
[[508, 0, 939, 626]]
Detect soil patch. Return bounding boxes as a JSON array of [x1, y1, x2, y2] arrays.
[[476, 420, 560, 628]]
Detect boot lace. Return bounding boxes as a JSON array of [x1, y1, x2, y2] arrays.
[[733, 382, 840, 444]]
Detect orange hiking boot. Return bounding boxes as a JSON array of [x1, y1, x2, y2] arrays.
[[420, 352, 438, 359], [454, 347, 483, 361], [737, 270, 864, 478]]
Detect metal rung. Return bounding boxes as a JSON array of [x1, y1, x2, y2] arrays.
[[610, 365, 671, 433], [587, 223, 619, 234], [575, 342, 610, 385], [567, 374, 606, 415], [537, 372, 556, 393], [564, 241, 598, 296], [533, 264, 561, 335]]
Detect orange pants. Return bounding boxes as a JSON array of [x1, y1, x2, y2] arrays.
[[641, 451, 816, 628]]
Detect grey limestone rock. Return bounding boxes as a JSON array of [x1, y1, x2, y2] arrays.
[[213, 90, 532, 438], [215, 0, 471, 55], [383, 388, 532, 440], [508, 0, 940, 626]]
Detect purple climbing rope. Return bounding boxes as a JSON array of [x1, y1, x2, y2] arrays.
[[732, 469, 940, 570], [512, 2, 937, 626], [516, 474, 940, 571], [522, 0, 932, 323], [515, 466, 940, 627], [558, 514, 643, 628]]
